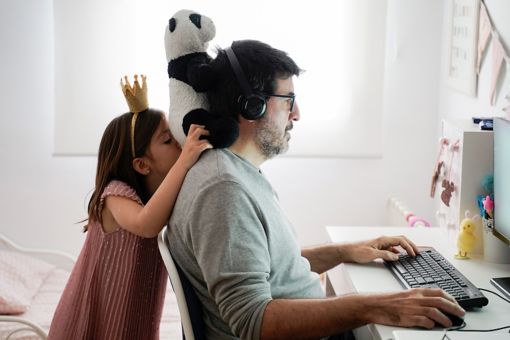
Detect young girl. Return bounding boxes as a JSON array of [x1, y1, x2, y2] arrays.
[[48, 75, 212, 339]]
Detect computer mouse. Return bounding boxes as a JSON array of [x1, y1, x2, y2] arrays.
[[441, 312, 465, 327]]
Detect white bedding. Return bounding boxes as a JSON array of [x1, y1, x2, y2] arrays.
[[0, 233, 182, 339], [0, 268, 69, 339], [0, 268, 181, 340]]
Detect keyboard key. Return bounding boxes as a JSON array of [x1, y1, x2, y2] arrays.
[[394, 263, 407, 274], [424, 277, 435, 284]]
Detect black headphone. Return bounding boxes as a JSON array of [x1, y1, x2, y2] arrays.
[[225, 47, 267, 121]]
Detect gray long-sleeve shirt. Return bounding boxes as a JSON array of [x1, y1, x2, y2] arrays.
[[168, 148, 324, 339]]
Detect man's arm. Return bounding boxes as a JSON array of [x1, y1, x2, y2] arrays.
[[261, 288, 465, 340], [301, 235, 419, 274], [300, 243, 353, 274]]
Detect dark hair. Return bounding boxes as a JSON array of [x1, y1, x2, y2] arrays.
[[207, 40, 302, 121], [84, 108, 164, 231]]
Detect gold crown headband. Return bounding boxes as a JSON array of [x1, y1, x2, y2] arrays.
[[121, 75, 149, 158]]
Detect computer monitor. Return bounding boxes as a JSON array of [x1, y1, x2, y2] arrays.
[[492, 117, 510, 298], [494, 118, 510, 245]]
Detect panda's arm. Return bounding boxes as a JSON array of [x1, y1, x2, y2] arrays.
[[187, 55, 215, 92]]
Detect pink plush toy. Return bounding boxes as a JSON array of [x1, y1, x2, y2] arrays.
[[483, 195, 494, 218]]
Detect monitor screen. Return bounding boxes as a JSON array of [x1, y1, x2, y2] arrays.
[[494, 118, 510, 243]]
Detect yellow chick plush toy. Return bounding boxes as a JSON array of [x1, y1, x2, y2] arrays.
[[455, 211, 479, 259]]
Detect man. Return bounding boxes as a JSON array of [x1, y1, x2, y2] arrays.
[[168, 39, 465, 339]]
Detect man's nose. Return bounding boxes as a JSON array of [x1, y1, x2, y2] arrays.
[[290, 102, 300, 121]]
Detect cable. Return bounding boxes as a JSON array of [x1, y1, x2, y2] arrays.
[[441, 322, 466, 340], [442, 322, 510, 339], [478, 287, 510, 304], [441, 288, 510, 339], [457, 325, 510, 332]]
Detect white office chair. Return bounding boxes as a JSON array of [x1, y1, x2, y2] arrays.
[[158, 228, 205, 340]]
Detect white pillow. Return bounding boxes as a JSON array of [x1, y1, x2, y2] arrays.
[[0, 249, 55, 315]]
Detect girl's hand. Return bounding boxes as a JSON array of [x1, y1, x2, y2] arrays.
[[177, 124, 213, 170]]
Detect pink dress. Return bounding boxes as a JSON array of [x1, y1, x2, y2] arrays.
[[48, 180, 168, 340]]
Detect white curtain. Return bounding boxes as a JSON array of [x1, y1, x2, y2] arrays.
[[54, 0, 387, 157]]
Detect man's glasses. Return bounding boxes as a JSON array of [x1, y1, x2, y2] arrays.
[[263, 93, 296, 112]]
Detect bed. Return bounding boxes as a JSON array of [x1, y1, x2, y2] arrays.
[[0, 234, 181, 339], [0, 234, 75, 339]]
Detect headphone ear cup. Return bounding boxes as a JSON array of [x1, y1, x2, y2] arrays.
[[240, 94, 267, 120]]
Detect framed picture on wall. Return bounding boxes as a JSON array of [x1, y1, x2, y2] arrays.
[[447, 0, 480, 96]]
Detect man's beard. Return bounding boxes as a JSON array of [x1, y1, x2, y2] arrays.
[[255, 116, 292, 159]]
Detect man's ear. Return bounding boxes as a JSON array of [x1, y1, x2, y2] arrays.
[[132, 157, 151, 176]]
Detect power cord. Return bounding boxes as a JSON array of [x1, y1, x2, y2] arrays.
[[479, 288, 510, 304], [441, 288, 510, 340], [441, 322, 466, 340]]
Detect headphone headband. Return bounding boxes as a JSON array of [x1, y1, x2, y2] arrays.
[[225, 47, 253, 98]]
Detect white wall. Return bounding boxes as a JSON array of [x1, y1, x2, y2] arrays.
[[264, 0, 443, 245], [0, 0, 92, 255], [0, 0, 444, 256], [438, 0, 510, 121]]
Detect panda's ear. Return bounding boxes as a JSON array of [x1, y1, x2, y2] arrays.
[[189, 14, 201, 29], [169, 18, 176, 32]]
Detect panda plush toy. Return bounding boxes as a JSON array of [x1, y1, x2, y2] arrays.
[[165, 9, 239, 148]]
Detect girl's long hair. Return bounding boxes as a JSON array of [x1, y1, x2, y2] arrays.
[[84, 109, 164, 231]]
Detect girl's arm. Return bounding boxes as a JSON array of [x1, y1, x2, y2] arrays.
[[105, 124, 212, 237]]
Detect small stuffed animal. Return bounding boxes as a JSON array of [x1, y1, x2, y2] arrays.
[[441, 179, 455, 207], [455, 211, 479, 259], [165, 9, 238, 148], [482, 195, 494, 218]]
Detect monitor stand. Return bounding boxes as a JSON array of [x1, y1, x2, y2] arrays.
[[490, 277, 510, 300]]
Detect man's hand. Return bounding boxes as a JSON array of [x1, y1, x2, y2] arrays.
[[366, 288, 465, 328], [302, 235, 419, 273], [260, 288, 466, 338], [342, 235, 419, 263]]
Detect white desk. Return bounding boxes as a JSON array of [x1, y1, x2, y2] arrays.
[[326, 226, 510, 340]]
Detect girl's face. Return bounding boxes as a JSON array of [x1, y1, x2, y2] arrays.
[[145, 117, 181, 183]]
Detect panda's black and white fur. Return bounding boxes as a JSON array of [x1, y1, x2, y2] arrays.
[[165, 9, 238, 148]]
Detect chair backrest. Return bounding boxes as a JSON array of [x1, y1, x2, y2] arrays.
[[157, 228, 205, 340]]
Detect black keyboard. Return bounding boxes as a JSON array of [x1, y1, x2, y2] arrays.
[[384, 248, 489, 309]]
